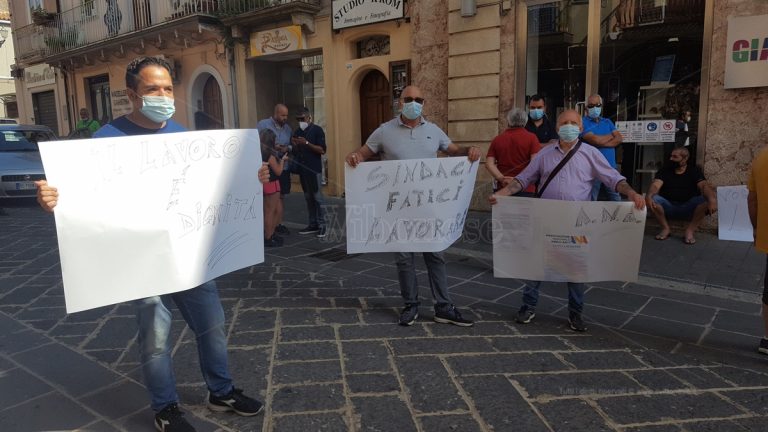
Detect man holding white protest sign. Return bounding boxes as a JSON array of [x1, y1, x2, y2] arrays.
[[36, 57, 267, 432], [345, 85, 481, 327], [489, 109, 645, 332]]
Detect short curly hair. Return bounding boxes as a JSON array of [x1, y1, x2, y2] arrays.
[[125, 56, 172, 91]]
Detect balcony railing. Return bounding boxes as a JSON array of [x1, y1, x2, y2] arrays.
[[13, 0, 320, 62]]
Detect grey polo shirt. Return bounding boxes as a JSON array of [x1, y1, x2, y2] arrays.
[[365, 117, 451, 161]]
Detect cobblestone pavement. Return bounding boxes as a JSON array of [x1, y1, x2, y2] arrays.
[[1, 199, 768, 432]]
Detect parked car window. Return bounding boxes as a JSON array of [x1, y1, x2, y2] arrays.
[[0, 130, 55, 152]]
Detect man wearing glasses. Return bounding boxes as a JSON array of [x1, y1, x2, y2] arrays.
[[580, 94, 624, 201], [345, 85, 481, 327]]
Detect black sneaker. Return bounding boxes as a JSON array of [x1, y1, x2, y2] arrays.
[[434, 305, 474, 327], [316, 226, 328, 238], [298, 225, 320, 235], [569, 312, 587, 332], [276, 224, 290, 235], [399, 304, 419, 326], [516, 308, 536, 324], [154, 403, 196, 432], [758, 338, 768, 355], [264, 236, 282, 247], [208, 388, 264, 416]]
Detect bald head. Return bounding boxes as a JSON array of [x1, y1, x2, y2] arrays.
[[557, 109, 583, 129], [401, 85, 424, 101], [273, 104, 288, 125]]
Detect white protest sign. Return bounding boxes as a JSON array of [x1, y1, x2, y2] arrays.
[[492, 197, 646, 282], [717, 185, 753, 242], [38, 129, 265, 313], [345, 157, 478, 253]]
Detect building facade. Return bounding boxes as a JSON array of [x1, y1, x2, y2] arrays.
[[0, 0, 15, 119], [9, 0, 768, 209]]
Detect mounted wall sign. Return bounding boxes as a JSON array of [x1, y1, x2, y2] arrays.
[[332, 0, 405, 30], [249, 25, 305, 58], [724, 14, 768, 89]]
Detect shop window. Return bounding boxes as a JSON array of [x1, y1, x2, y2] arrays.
[[524, 1, 589, 114], [389, 60, 410, 116], [302, 54, 325, 129], [5, 102, 18, 119], [597, 0, 706, 191], [356, 36, 390, 59]]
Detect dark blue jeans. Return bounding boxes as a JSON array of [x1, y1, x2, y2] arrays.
[[135, 281, 233, 411], [299, 171, 326, 227], [521, 280, 585, 314], [652, 194, 706, 219]]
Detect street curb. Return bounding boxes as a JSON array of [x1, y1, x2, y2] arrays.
[[443, 245, 761, 303]]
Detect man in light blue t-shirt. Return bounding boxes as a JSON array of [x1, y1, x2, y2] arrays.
[[580, 94, 624, 201], [345, 85, 481, 328], [36, 56, 267, 432]]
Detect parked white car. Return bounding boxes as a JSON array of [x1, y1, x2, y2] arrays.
[[0, 125, 58, 199]]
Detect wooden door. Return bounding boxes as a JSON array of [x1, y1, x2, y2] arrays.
[[359, 70, 392, 146], [202, 76, 224, 129]]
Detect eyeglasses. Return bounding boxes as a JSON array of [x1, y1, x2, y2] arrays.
[[403, 97, 425, 104], [587, 104, 602, 108]]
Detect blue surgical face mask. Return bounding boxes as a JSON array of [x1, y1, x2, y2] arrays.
[[401, 101, 423, 120], [588, 106, 602, 119], [558, 124, 580, 142], [529, 108, 544, 121], [140, 96, 176, 123]]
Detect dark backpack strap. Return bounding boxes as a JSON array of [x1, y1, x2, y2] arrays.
[[536, 141, 582, 198]]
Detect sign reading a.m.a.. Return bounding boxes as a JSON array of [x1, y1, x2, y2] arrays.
[[725, 14, 768, 89], [332, 0, 404, 30]]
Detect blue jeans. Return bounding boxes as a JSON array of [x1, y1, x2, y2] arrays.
[[521, 280, 585, 314], [395, 252, 452, 308], [135, 281, 233, 411], [652, 194, 706, 219], [300, 171, 326, 227], [591, 180, 621, 201]]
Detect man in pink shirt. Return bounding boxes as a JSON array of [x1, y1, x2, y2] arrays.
[[489, 109, 645, 332]]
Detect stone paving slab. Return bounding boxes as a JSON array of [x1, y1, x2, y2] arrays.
[[3, 201, 768, 431]]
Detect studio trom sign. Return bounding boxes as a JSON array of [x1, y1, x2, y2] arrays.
[[725, 14, 768, 89], [332, 0, 404, 30]]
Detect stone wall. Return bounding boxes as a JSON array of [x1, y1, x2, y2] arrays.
[[704, 1, 768, 188]]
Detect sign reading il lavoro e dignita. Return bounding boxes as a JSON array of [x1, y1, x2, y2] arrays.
[[332, 0, 404, 30], [725, 14, 768, 89]]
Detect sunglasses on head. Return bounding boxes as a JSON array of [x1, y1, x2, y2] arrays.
[[587, 103, 602, 108], [403, 97, 425, 104]]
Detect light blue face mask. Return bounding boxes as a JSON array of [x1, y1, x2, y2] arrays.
[[401, 101, 423, 120], [529, 108, 544, 121], [587, 106, 602, 119], [140, 96, 176, 123], [558, 124, 581, 142]]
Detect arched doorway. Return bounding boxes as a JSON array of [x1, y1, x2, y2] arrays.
[[201, 76, 224, 130], [359, 70, 392, 146]]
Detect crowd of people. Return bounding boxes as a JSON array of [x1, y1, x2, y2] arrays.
[[31, 55, 767, 432]]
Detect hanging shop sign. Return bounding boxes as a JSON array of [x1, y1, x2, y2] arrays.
[[110, 89, 133, 117], [332, 0, 404, 30], [249, 25, 304, 58], [25, 64, 56, 88], [725, 14, 768, 89]]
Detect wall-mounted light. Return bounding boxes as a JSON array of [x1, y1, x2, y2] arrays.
[[461, 0, 477, 17], [0, 26, 10, 48]]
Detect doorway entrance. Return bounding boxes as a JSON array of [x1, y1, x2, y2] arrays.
[[359, 70, 392, 146], [201, 75, 224, 130], [32, 91, 58, 136]]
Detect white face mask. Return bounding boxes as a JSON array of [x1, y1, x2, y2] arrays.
[[299, 121, 308, 130]]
